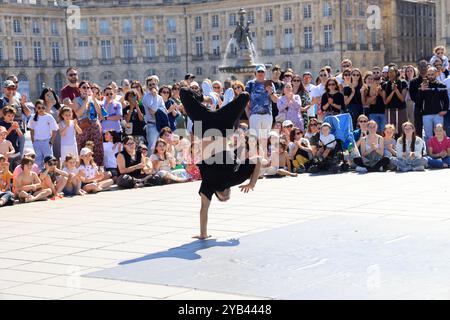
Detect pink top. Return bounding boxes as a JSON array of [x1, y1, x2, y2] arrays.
[[13, 164, 40, 180], [428, 136, 450, 154]]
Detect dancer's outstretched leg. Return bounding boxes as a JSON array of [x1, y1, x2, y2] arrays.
[[180, 88, 213, 123], [215, 92, 249, 132]]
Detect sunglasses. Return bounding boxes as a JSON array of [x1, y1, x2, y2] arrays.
[[310, 123, 318, 127], [342, 64, 351, 68], [81, 86, 90, 90], [292, 79, 301, 82], [233, 87, 242, 90], [141, 148, 148, 152], [172, 88, 180, 91], [319, 74, 328, 77], [68, 73, 77, 77], [191, 86, 199, 90], [6, 87, 16, 91], [328, 83, 336, 86], [213, 86, 221, 89], [105, 93, 114, 96], [359, 120, 368, 123], [161, 91, 170, 94], [434, 64, 443, 67], [343, 73, 351, 77], [126, 142, 136, 146], [36, 106, 46, 110], [296, 131, 303, 135], [47, 161, 57, 166], [352, 74, 361, 77], [256, 71, 265, 73]]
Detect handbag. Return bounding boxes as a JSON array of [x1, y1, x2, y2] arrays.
[[78, 118, 91, 130]]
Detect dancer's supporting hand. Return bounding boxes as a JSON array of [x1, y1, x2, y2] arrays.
[[239, 183, 255, 193]]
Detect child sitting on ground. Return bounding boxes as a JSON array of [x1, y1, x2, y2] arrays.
[[262, 140, 298, 177], [40, 155, 69, 199], [14, 157, 52, 203], [62, 153, 86, 196], [0, 154, 14, 207]]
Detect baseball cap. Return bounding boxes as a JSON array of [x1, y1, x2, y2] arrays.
[[282, 120, 294, 127], [321, 122, 332, 128], [44, 155, 57, 164], [184, 73, 195, 80], [303, 71, 312, 76], [80, 147, 93, 157], [382, 66, 389, 73], [3, 80, 15, 88], [255, 64, 266, 72]]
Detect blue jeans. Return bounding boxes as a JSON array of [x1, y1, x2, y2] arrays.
[[422, 114, 444, 145], [145, 123, 159, 153], [425, 156, 450, 168], [396, 157, 428, 172], [33, 139, 53, 169], [369, 114, 386, 133]]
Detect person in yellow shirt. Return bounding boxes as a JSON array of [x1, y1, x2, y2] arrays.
[[0, 154, 14, 206]]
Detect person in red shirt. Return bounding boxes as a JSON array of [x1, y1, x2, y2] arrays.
[[426, 123, 450, 168], [60, 67, 80, 108]]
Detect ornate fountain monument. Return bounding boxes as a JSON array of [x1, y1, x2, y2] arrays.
[[219, 8, 272, 81]]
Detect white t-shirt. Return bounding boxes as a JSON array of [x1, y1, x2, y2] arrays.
[[150, 154, 171, 172], [320, 133, 336, 149], [103, 142, 120, 169], [27, 114, 58, 140], [305, 84, 316, 117], [59, 120, 77, 146], [335, 73, 344, 85], [79, 164, 98, 179], [310, 84, 325, 117], [63, 166, 79, 175]]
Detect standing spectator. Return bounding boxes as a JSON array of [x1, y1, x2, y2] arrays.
[[277, 83, 303, 129], [292, 74, 311, 129], [381, 66, 408, 136], [409, 60, 429, 138], [142, 76, 166, 152], [103, 130, 122, 178], [73, 81, 107, 166], [335, 59, 353, 86], [396, 122, 427, 171], [159, 85, 178, 131], [1, 106, 24, 168], [321, 78, 345, 117], [58, 106, 82, 164], [430, 45, 449, 71], [302, 72, 316, 120], [404, 65, 417, 125], [310, 68, 330, 121], [101, 86, 123, 138], [425, 123, 450, 168], [60, 67, 80, 108], [416, 67, 449, 144], [363, 72, 384, 133], [246, 64, 278, 155], [443, 72, 450, 137], [232, 81, 248, 126], [171, 83, 187, 131], [0, 80, 30, 156], [123, 89, 146, 146], [271, 65, 284, 123], [40, 88, 62, 163], [184, 73, 196, 85], [27, 100, 59, 169], [344, 68, 364, 127], [432, 56, 449, 82]]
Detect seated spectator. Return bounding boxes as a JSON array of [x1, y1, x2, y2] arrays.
[[14, 157, 51, 203], [383, 124, 397, 169], [0, 126, 16, 162], [116, 136, 160, 189], [425, 123, 450, 168], [39, 156, 69, 199], [309, 122, 340, 173], [159, 127, 175, 158], [396, 122, 428, 172], [103, 130, 122, 178], [305, 118, 320, 141], [12, 149, 39, 182], [354, 120, 390, 173], [289, 127, 313, 173], [150, 139, 188, 183], [62, 153, 86, 196], [78, 147, 114, 193], [281, 120, 294, 141], [262, 140, 298, 177], [0, 154, 14, 207]]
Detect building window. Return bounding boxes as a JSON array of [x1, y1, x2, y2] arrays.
[[167, 68, 179, 81], [79, 19, 88, 34], [265, 9, 273, 23], [144, 18, 154, 32], [52, 42, 60, 62], [33, 41, 42, 62], [324, 25, 333, 48], [13, 19, 22, 33], [346, 25, 353, 44], [0, 41, 4, 61], [32, 19, 40, 34], [358, 24, 366, 44], [323, 1, 332, 17], [101, 40, 112, 59], [99, 19, 110, 34], [212, 15, 219, 28], [195, 36, 203, 57], [78, 41, 90, 60], [167, 38, 177, 56], [196, 67, 203, 76], [54, 73, 63, 94], [304, 26, 313, 49], [212, 35, 220, 56], [265, 30, 274, 50], [248, 11, 255, 24], [304, 4, 312, 19], [284, 28, 293, 49], [304, 60, 312, 69], [79, 72, 91, 81], [359, 2, 365, 16], [123, 39, 133, 58], [195, 16, 202, 30], [145, 39, 156, 57], [284, 7, 292, 21], [167, 17, 176, 32], [346, 1, 352, 16], [284, 61, 292, 69], [371, 30, 377, 46], [229, 13, 236, 26], [122, 18, 132, 33], [51, 19, 58, 35], [36, 74, 46, 94]]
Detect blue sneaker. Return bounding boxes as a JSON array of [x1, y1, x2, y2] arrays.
[[222, 88, 235, 107]]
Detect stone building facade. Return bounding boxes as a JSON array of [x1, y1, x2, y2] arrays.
[[436, 0, 449, 46], [0, 0, 428, 100]]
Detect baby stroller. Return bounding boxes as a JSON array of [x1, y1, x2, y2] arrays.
[[308, 114, 355, 174]]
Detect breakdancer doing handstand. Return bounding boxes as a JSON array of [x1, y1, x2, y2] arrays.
[[180, 87, 262, 240]]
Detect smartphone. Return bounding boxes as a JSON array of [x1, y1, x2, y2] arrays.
[[264, 80, 273, 88]]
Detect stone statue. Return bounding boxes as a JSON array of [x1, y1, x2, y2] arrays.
[[233, 8, 251, 50]]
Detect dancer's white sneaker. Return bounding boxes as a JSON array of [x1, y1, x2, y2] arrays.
[[222, 88, 235, 107]]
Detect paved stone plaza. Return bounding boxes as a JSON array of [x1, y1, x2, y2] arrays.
[[0, 170, 449, 300]]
